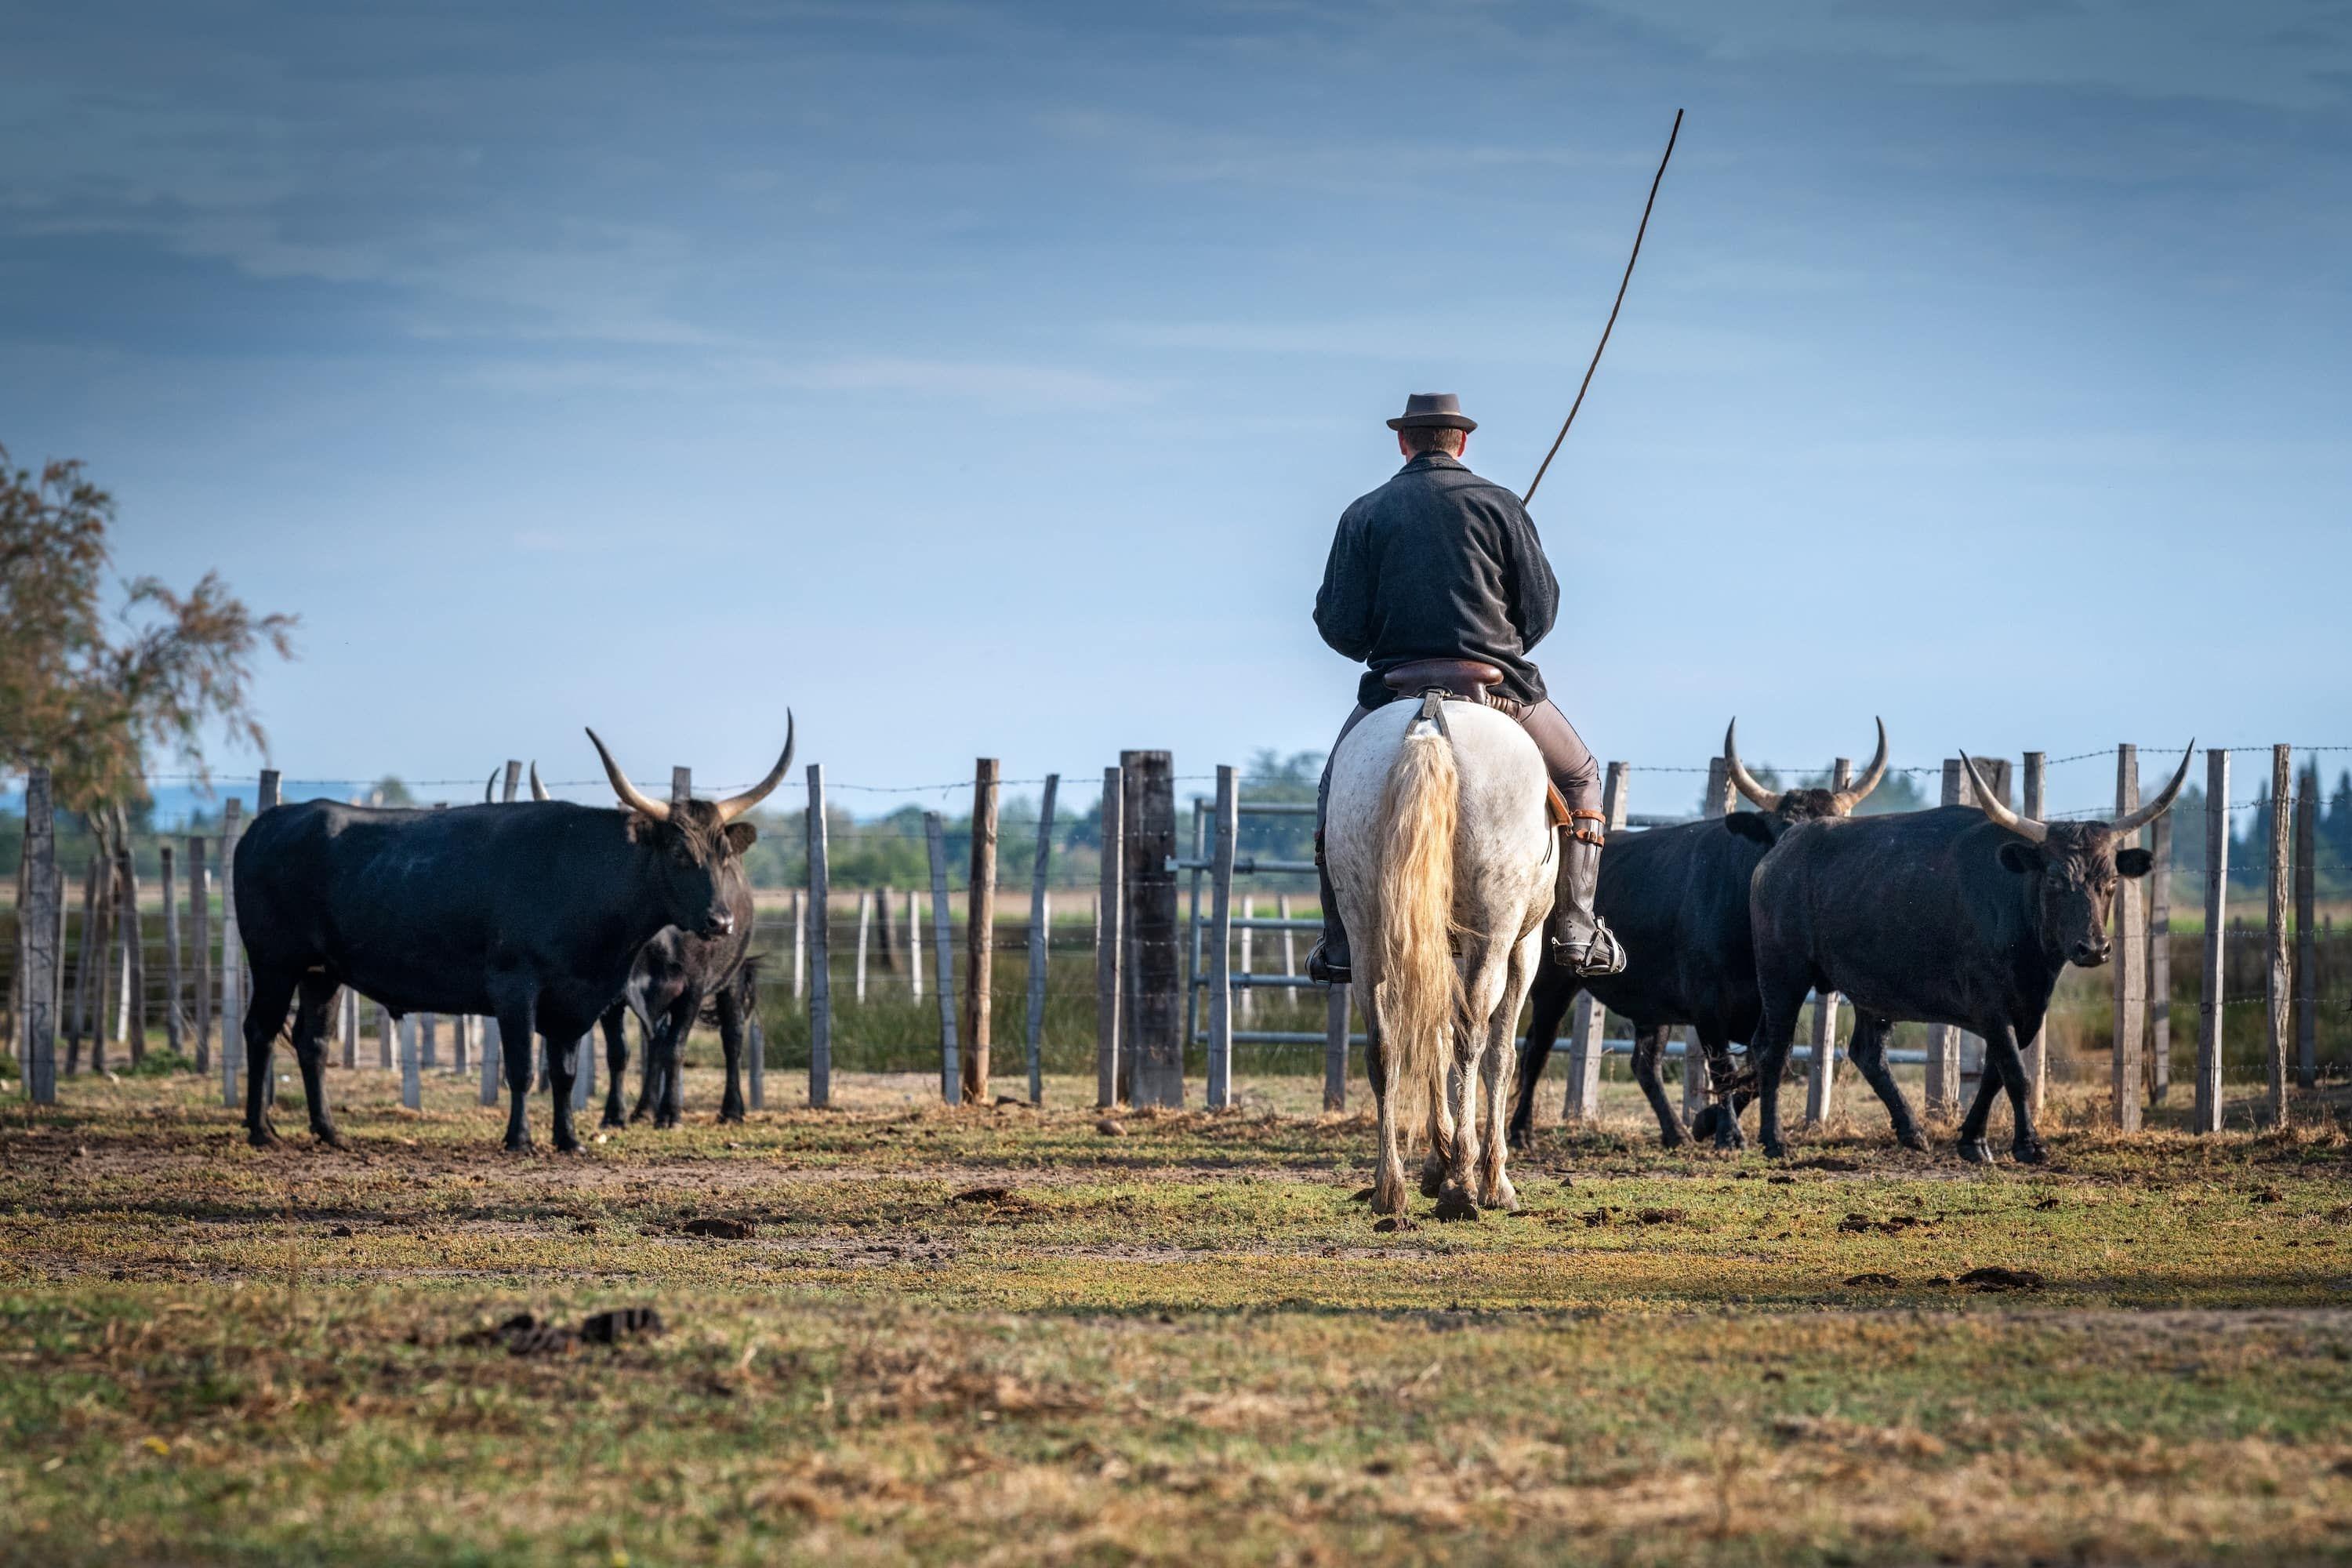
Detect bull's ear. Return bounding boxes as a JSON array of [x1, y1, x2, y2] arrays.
[[1724, 813, 1776, 845], [725, 822, 759, 854], [1998, 841, 2039, 874], [2116, 847, 2153, 877]]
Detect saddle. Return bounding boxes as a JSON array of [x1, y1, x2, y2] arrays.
[[1377, 659, 1570, 829]]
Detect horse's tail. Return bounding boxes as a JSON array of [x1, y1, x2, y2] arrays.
[[1371, 713, 1463, 1147]]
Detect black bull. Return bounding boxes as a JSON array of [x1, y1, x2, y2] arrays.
[[492, 760, 760, 1130], [232, 725, 789, 1152], [1510, 721, 1889, 1149], [1741, 745, 2193, 1163]]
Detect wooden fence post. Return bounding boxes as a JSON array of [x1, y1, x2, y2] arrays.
[[2020, 753, 2049, 1110], [2194, 749, 2228, 1133], [1278, 893, 1297, 978], [791, 889, 805, 1000], [748, 1013, 765, 1111], [2109, 746, 2146, 1132], [112, 814, 146, 1065], [339, 987, 358, 1071], [450, 1012, 468, 1076], [1095, 768, 1123, 1109], [420, 1011, 437, 1072], [187, 836, 210, 1073], [806, 762, 831, 1109], [2296, 768, 2318, 1089], [220, 798, 242, 1109], [1182, 797, 1208, 1063], [572, 1031, 591, 1112], [906, 887, 922, 1002], [876, 884, 898, 975], [1922, 760, 1967, 1120], [1804, 759, 1854, 1128], [18, 768, 59, 1103], [477, 1011, 499, 1103], [855, 891, 872, 1005], [2267, 744, 2292, 1125], [67, 853, 100, 1076], [1238, 894, 1255, 1025], [962, 758, 1000, 1105], [1565, 761, 1629, 1123], [1123, 751, 1183, 1108], [1687, 757, 1732, 1121], [400, 1012, 420, 1109], [1024, 773, 1059, 1106], [2148, 808, 2173, 1104], [160, 843, 183, 1058], [1206, 764, 1238, 1109], [925, 811, 957, 1103]]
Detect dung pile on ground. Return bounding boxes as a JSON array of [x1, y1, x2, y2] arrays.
[[459, 1306, 666, 1357]]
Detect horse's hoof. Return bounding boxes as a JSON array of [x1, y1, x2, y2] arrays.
[[1370, 1180, 1408, 1218], [1481, 1181, 1521, 1214], [1958, 1138, 1996, 1166], [2013, 1139, 2049, 1166], [1433, 1185, 1481, 1222]]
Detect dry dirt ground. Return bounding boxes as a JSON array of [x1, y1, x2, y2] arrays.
[[5, 1067, 2352, 1566]]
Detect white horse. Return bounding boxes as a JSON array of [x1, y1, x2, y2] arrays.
[[1324, 695, 1555, 1219]]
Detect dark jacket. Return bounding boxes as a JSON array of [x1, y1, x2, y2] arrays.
[[1314, 452, 1559, 710]]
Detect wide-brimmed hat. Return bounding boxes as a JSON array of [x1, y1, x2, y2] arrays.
[[1385, 391, 1476, 433]]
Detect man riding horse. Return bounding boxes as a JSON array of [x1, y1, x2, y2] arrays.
[[1308, 391, 1624, 985]]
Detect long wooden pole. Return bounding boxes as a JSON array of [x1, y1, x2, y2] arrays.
[[806, 762, 832, 1109], [2194, 750, 2229, 1134], [220, 798, 242, 1108], [1024, 773, 1059, 1106], [2266, 744, 2292, 1125], [960, 759, 999, 1105], [1095, 767, 1123, 1109], [19, 768, 59, 1104], [1206, 764, 1237, 1109], [2111, 746, 2145, 1132], [159, 843, 183, 1059], [187, 837, 211, 1073]]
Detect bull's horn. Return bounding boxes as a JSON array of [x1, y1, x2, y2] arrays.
[[528, 762, 551, 802], [1961, 752, 2048, 844], [1831, 718, 1890, 813], [485, 768, 499, 805], [715, 711, 796, 824], [1723, 719, 1783, 811], [2109, 741, 2196, 838], [585, 728, 670, 822]]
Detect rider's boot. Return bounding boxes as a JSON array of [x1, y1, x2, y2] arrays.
[[1548, 813, 1625, 978], [1305, 832, 1351, 985]]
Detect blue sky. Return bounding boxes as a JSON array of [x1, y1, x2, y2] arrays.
[[2, 1, 2347, 820]]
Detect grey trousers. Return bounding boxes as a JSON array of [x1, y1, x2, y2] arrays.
[[1315, 695, 1603, 831]]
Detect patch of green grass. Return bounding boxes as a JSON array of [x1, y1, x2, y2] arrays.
[[5, 1071, 2352, 1563]]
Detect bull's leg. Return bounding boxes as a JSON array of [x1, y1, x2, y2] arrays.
[[1955, 1052, 2004, 1164], [598, 1006, 631, 1129], [1994, 1017, 2047, 1163], [655, 992, 699, 1129], [291, 973, 344, 1149], [241, 966, 302, 1149], [1630, 1024, 1689, 1149], [544, 1028, 582, 1154], [493, 996, 538, 1152], [1748, 972, 1810, 1161], [715, 984, 748, 1123], [1507, 964, 1577, 1149], [1698, 1031, 1747, 1151], [628, 1012, 662, 1123], [1848, 1014, 1927, 1152]]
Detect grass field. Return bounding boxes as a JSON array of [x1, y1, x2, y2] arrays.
[[7, 1069, 2352, 1565]]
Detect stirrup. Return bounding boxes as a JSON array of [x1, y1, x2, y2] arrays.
[[1551, 918, 1626, 978], [1305, 938, 1351, 986]]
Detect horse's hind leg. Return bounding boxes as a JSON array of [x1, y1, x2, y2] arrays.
[[1475, 945, 1531, 1211]]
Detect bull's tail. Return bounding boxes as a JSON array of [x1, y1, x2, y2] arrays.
[[1370, 716, 1462, 1148]]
